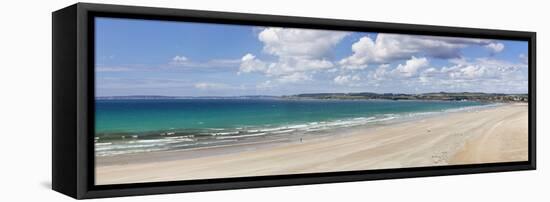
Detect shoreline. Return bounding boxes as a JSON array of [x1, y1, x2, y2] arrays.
[[95, 101, 498, 157], [95, 103, 528, 185]]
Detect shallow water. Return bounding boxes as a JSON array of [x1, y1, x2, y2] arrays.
[[95, 98, 487, 156]]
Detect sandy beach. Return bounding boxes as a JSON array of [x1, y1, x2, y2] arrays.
[[95, 104, 528, 185]]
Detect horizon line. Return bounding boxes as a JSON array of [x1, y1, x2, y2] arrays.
[[95, 91, 529, 98]]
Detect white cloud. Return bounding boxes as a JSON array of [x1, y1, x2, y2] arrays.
[[339, 36, 374, 70], [258, 27, 348, 59], [232, 28, 523, 94], [392, 56, 429, 77], [423, 67, 438, 74], [485, 43, 505, 53], [339, 34, 503, 68], [361, 56, 527, 93], [172, 55, 188, 64], [418, 75, 430, 85], [238, 53, 268, 74], [276, 72, 312, 83], [437, 57, 526, 80], [194, 82, 229, 90], [240, 27, 349, 81], [334, 74, 361, 85], [265, 57, 334, 76], [170, 55, 240, 68], [370, 60, 522, 93], [238, 53, 334, 76], [372, 64, 390, 80], [450, 65, 486, 79]]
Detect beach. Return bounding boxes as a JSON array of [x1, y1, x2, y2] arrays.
[[95, 103, 528, 185]]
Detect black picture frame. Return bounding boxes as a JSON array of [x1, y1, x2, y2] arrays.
[[52, 3, 536, 199]]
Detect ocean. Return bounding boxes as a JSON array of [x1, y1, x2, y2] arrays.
[[95, 98, 488, 156]]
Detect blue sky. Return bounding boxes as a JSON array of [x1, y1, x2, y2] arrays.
[[95, 17, 528, 97]]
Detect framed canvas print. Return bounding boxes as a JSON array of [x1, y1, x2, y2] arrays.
[[52, 3, 536, 199]]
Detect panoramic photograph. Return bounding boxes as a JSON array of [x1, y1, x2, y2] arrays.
[[94, 17, 529, 185]]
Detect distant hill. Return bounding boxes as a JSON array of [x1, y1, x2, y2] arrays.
[[284, 92, 528, 102], [96, 92, 528, 102]]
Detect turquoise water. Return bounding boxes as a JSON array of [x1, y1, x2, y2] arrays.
[[95, 98, 486, 156]]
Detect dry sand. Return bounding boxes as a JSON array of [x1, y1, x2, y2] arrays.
[[95, 104, 528, 185]]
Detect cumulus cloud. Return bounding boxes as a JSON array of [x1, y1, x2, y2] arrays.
[[239, 27, 349, 83], [375, 57, 528, 93], [433, 57, 526, 80], [485, 43, 505, 53], [392, 56, 429, 77], [238, 53, 267, 74], [339, 36, 374, 70], [258, 27, 348, 59], [265, 58, 334, 76], [365, 57, 428, 80], [172, 55, 188, 64], [339, 34, 505, 68], [334, 74, 361, 85], [233, 27, 523, 93], [362, 55, 526, 93], [449, 65, 486, 79], [416, 57, 527, 93], [371, 64, 390, 80]]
